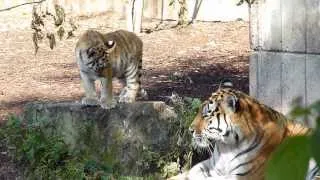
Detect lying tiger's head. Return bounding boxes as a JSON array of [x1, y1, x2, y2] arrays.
[[85, 40, 116, 74], [190, 87, 270, 149]]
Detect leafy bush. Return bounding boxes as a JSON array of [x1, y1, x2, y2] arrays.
[[266, 101, 320, 180], [0, 116, 128, 179], [163, 93, 202, 173]]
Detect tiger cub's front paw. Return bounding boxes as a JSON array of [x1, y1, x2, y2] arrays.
[[138, 89, 148, 100], [119, 87, 137, 103], [100, 97, 117, 109], [119, 95, 136, 103], [81, 97, 99, 106]]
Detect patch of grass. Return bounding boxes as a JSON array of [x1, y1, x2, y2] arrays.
[[0, 116, 152, 179]]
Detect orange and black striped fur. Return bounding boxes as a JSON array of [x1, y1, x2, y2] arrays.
[[169, 87, 318, 180], [75, 29, 147, 109]]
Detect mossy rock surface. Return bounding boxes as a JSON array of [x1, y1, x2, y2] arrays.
[[22, 101, 179, 176]]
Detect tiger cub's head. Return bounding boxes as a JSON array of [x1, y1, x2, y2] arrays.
[[85, 40, 116, 74], [190, 87, 259, 149]]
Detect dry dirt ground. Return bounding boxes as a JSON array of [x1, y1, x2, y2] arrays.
[[0, 9, 250, 178]]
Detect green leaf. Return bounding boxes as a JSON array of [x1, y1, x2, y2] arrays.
[[289, 106, 310, 119], [310, 118, 320, 167], [236, 0, 244, 6], [266, 136, 311, 180], [169, 0, 175, 6], [191, 98, 201, 111], [310, 101, 320, 113]]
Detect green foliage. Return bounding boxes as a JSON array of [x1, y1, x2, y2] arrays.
[[310, 117, 320, 167], [266, 101, 320, 180], [1, 116, 84, 179], [236, 0, 256, 6], [169, 0, 175, 6], [168, 95, 202, 172], [288, 100, 320, 167], [0, 116, 157, 179], [266, 136, 311, 180]]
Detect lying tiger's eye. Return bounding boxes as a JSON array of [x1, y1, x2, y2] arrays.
[[208, 103, 215, 112]]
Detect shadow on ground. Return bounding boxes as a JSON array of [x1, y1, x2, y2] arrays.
[[144, 55, 249, 101]]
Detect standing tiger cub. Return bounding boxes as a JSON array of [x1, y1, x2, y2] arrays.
[[75, 29, 147, 109]]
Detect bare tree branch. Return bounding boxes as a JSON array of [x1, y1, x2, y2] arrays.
[[0, 0, 46, 12]]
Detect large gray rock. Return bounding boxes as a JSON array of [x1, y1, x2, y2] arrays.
[[22, 101, 179, 176]]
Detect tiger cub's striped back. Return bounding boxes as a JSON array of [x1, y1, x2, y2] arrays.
[[103, 30, 146, 103]]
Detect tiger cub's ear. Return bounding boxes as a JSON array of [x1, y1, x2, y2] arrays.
[[105, 40, 116, 53], [223, 95, 239, 113]]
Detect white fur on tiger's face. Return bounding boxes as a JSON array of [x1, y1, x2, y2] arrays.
[[75, 30, 147, 109]]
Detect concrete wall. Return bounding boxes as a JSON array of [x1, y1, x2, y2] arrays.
[[0, 0, 249, 22], [250, 0, 320, 53], [143, 0, 249, 21], [250, 52, 320, 113], [249, 0, 320, 125]]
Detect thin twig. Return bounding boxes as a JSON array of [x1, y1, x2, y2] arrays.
[[0, 0, 46, 12]]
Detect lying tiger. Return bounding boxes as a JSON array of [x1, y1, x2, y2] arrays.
[[169, 86, 319, 180]]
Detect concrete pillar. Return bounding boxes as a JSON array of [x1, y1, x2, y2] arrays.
[[249, 0, 320, 126]]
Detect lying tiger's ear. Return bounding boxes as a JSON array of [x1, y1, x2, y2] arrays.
[[105, 40, 116, 52], [224, 95, 239, 113], [218, 79, 233, 89], [222, 80, 233, 88]]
